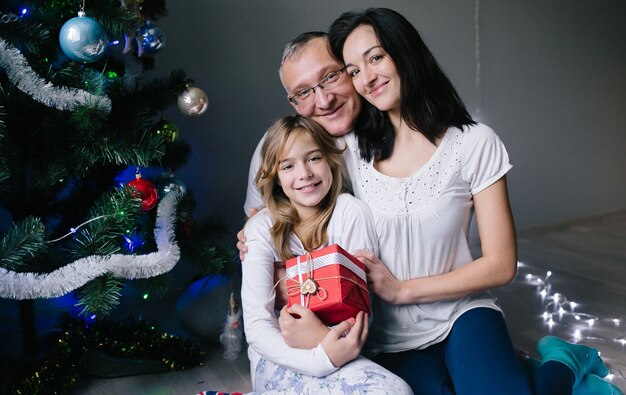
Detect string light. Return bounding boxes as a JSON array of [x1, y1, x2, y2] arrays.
[[524, 269, 601, 336], [48, 214, 110, 242], [521, 262, 625, 387]]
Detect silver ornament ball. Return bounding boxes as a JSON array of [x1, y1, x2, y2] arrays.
[[178, 86, 209, 116]]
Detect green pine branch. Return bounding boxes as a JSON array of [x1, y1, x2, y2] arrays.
[[114, 69, 189, 116], [161, 139, 192, 171], [0, 216, 47, 271], [75, 274, 124, 317], [68, 186, 142, 259], [0, 103, 8, 185], [0, 18, 51, 58], [55, 63, 108, 96], [133, 273, 170, 301], [73, 132, 167, 170]]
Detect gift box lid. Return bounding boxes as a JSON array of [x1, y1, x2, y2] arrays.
[[285, 244, 366, 283]]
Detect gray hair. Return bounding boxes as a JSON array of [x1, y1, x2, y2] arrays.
[[278, 31, 328, 86]]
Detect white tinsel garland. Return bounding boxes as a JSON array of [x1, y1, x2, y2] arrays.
[[0, 190, 181, 299], [0, 38, 112, 112]]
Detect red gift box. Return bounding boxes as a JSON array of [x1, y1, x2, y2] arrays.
[[285, 244, 370, 326]]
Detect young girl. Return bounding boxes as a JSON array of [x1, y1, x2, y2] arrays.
[[325, 7, 619, 395], [241, 115, 412, 394]]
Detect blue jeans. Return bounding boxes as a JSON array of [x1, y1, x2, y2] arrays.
[[372, 307, 573, 395]]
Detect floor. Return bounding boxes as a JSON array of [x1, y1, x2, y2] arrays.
[[492, 210, 626, 390], [2, 210, 625, 394]]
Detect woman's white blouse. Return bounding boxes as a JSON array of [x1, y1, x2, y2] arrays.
[[241, 194, 378, 380], [343, 123, 513, 353]]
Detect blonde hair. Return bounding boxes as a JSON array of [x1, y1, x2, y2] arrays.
[[255, 115, 344, 261]]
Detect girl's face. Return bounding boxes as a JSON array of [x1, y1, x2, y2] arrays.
[[342, 25, 401, 115], [277, 129, 333, 220]]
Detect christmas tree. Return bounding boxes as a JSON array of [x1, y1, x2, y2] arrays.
[[0, 0, 236, 391]]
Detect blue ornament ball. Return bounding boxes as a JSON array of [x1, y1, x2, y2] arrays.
[[59, 11, 108, 63], [137, 21, 166, 55]]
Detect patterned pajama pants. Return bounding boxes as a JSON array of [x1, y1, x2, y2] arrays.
[[253, 355, 413, 394]]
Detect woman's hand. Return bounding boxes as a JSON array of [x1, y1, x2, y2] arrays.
[[320, 311, 368, 368], [278, 304, 329, 349], [354, 250, 404, 305]]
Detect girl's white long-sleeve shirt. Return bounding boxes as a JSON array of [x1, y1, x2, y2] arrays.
[[241, 194, 378, 381]]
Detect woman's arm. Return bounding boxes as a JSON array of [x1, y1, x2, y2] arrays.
[[357, 177, 517, 305]]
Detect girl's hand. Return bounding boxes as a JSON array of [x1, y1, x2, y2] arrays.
[[278, 304, 329, 349], [354, 249, 404, 304], [320, 311, 368, 368]]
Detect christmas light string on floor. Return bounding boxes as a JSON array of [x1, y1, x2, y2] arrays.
[[520, 262, 626, 382], [0, 189, 182, 300]]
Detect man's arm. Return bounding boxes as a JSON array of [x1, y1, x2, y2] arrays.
[[243, 134, 266, 215], [238, 133, 267, 260]]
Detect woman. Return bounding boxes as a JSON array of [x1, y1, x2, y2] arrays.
[[241, 115, 412, 394], [325, 7, 618, 395]]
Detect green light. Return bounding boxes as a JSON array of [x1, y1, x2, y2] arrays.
[[143, 293, 149, 300], [107, 71, 118, 79]]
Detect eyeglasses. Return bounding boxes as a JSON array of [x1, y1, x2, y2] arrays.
[[288, 67, 347, 106]]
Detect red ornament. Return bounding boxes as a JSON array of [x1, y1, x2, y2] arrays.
[[128, 174, 158, 211]]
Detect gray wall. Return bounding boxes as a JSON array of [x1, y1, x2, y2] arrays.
[[149, 0, 626, 238]]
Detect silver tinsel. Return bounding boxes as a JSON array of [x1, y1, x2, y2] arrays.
[[0, 38, 112, 112], [0, 190, 182, 299]]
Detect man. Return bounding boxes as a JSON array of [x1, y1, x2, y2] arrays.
[[242, 31, 361, 217], [238, 31, 362, 311]]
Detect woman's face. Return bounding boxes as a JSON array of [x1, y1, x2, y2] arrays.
[[277, 129, 333, 220], [342, 25, 401, 114]]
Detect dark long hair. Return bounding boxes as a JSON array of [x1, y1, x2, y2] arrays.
[[329, 7, 475, 161]]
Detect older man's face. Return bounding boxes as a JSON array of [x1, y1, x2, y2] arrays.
[[281, 37, 361, 137]]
